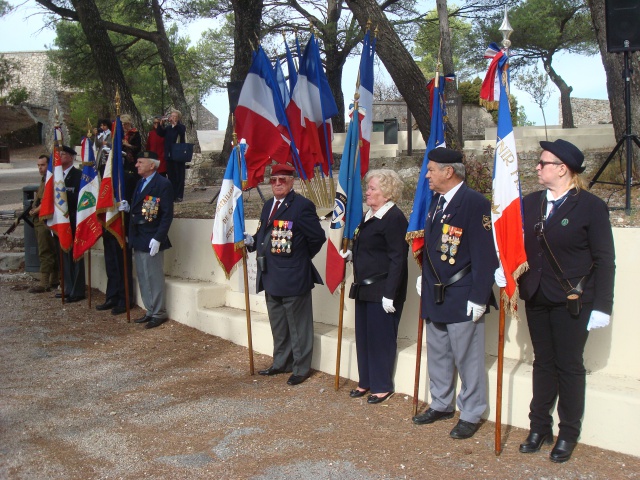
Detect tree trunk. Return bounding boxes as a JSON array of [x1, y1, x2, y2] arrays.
[[150, 0, 197, 148], [436, 0, 459, 148], [324, 0, 345, 133], [69, 0, 143, 131], [219, 0, 264, 165], [345, 0, 431, 142], [544, 61, 574, 128], [587, 0, 640, 174]]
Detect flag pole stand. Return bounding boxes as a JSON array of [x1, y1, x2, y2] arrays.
[[241, 248, 255, 375], [495, 287, 506, 455]]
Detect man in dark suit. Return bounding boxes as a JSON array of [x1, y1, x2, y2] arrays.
[[245, 163, 326, 386], [57, 146, 85, 302], [129, 151, 174, 329], [412, 148, 498, 440]]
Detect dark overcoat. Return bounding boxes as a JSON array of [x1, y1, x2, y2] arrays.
[[129, 173, 173, 253]]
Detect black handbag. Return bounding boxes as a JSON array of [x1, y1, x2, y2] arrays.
[[170, 143, 194, 162]]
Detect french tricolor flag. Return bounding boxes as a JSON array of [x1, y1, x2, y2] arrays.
[[357, 29, 376, 177], [288, 34, 338, 179], [484, 47, 528, 315], [235, 46, 291, 188]]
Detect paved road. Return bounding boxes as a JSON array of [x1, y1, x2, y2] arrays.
[[0, 157, 39, 210]]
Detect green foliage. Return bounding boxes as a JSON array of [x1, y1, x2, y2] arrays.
[[6, 87, 29, 105], [0, 54, 17, 92], [464, 145, 493, 194], [414, 7, 485, 82], [458, 77, 483, 105], [0, 0, 10, 17]]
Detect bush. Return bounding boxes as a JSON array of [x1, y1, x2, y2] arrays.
[[6, 87, 29, 105], [464, 145, 493, 195]]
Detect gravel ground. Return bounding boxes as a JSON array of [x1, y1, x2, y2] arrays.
[[1, 276, 640, 480]]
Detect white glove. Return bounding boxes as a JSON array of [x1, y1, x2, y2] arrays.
[[149, 239, 161, 257], [494, 267, 507, 288], [118, 200, 130, 212], [587, 310, 610, 331], [243, 232, 254, 247], [382, 297, 396, 313], [416, 276, 422, 296], [467, 301, 486, 322], [339, 249, 352, 261]]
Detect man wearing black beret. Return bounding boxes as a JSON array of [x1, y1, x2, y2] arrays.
[[412, 147, 498, 440]]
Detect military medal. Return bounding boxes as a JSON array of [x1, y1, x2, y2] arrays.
[[142, 196, 160, 222]]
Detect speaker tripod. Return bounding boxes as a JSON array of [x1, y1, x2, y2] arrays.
[[589, 48, 640, 213]]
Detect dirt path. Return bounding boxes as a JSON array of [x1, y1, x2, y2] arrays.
[[1, 277, 638, 479]]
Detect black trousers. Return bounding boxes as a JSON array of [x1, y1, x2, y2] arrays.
[[354, 300, 402, 394], [525, 288, 591, 442], [166, 160, 185, 200], [103, 229, 134, 307]]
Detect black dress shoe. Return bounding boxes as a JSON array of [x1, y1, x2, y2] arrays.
[[145, 317, 168, 329], [111, 305, 127, 315], [66, 296, 85, 303], [367, 392, 394, 404], [96, 300, 116, 311], [450, 420, 480, 439], [550, 439, 577, 463], [258, 366, 286, 376], [134, 315, 152, 324], [286, 374, 309, 385], [349, 388, 369, 398], [519, 431, 554, 453], [412, 408, 455, 425]]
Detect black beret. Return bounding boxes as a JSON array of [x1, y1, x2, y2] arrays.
[[539, 139, 585, 173], [61, 145, 77, 156], [137, 150, 159, 160], [428, 147, 463, 164], [271, 163, 295, 175]]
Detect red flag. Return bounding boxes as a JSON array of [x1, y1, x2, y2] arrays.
[[73, 136, 102, 261], [97, 117, 125, 246]]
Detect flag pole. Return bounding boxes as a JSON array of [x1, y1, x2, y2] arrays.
[[114, 88, 132, 323], [233, 114, 255, 375], [494, 7, 514, 455], [85, 119, 93, 309], [52, 110, 66, 305], [412, 305, 423, 416], [334, 238, 348, 391]]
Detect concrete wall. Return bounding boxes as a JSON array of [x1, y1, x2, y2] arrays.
[[560, 98, 612, 126], [0, 51, 60, 107], [88, 218, 640, 456]]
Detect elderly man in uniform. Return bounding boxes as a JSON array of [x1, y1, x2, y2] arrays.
[[128, 151, 174, 329], [28, 154, 59, 293], [55, 146, 85, 302], [413, 148, 498, 439], [245, 163, 326, 386]]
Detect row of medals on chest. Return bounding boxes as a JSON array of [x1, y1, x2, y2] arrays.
[[271, 220, 293, 253], [440, 223, 462, 265], [142, 197, 160, 222]]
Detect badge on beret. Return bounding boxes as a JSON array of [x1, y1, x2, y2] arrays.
[[482, 215, 492, 231]]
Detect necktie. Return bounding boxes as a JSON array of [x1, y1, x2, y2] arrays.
[[268, 200, 281, 223], [547, 195, 566, 220], [431, 196, 445, 229]]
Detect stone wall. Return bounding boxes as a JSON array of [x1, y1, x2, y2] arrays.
[[1, 51, 60, 108], [559, 97, 612, 126]]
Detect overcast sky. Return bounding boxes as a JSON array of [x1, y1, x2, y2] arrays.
[[1, 1, 608, 131]]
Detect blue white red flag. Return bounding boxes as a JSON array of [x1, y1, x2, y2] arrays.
[[73, 136, 102, 261], [284, 40, 298, 97], [236, 46, 292, 188], [480, 43, 504, 110], [405, 75, 450, 266], [357, 29, 376, 177], [97, 117, 125, 246], [41, 127, 73, 252], [485, 48, 528, 315], [212, 141, 248, 278], [326, 103, 363, 293], [288, 34, 338, 179]]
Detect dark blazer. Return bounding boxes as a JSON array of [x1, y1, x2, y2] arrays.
[[250, 190, 326, 297], [352, 204, 409, 305], [156, 122, 186, 162], [129, 173, 174, 252], [64, 166, 82, 234], [420, 183, 498, 324], [519, 188, 615, 314]]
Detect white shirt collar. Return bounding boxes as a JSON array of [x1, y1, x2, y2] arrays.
[[365, 201, 395, 222]]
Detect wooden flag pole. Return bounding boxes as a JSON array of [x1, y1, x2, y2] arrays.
[[242, 248, 255, 375], [495, 287, 506, 455], [412, 305, 424, 416], [87, 252, 92, 308]]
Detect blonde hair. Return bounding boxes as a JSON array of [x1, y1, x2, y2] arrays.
[[364, 169, 404, 202], [120, 114, 132, 125], [170, 109, 182, 121]]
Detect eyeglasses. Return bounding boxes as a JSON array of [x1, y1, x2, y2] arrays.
[[270, 176, 291, 185], [538, 160, 563, 168]]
